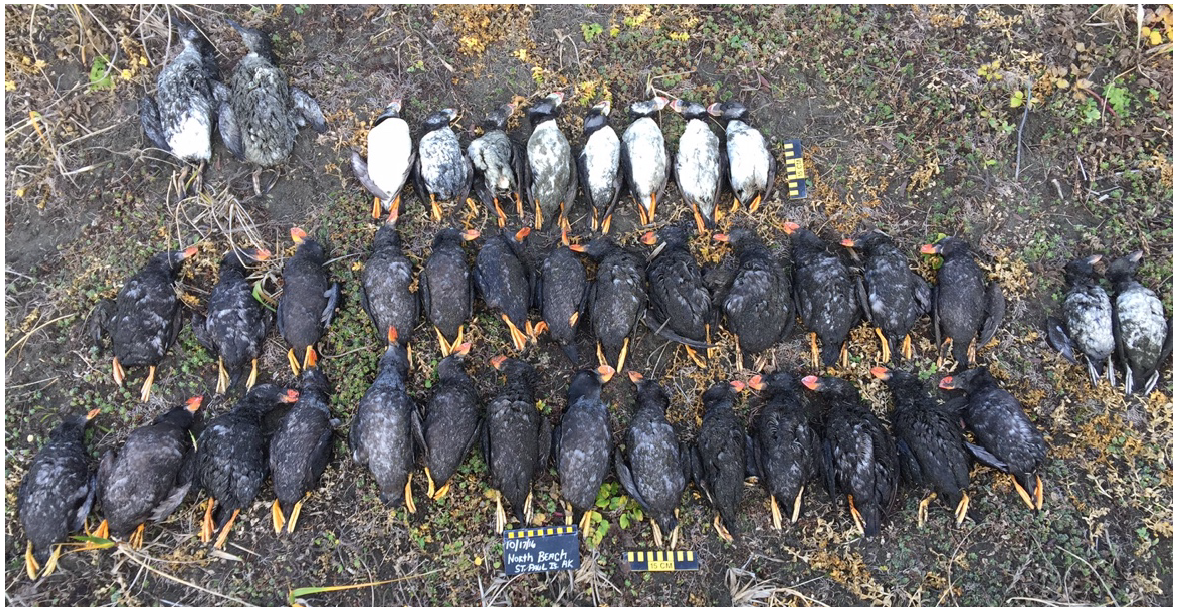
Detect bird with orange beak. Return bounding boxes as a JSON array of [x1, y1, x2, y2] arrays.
[[422, 227, 480, 356], [783, 222, 863, 369], [469, 103, 527, 228], [939, 367, 1046, 513], [746, 372, 818, 530], [691, 380, 750, 542], [621, 97, 670, 226], [483, 356, 550, 533], [554, 366, 615, 535], [474, 227, 538, 352], [193, 248, 272, 394], [920, 236, 1004, 369], [92, 246, 199, 403], [713, 228, 795, 371], [278, 227, 339, 376]]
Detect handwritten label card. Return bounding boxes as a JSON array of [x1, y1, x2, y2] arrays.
[[502, 526, 580, 576]]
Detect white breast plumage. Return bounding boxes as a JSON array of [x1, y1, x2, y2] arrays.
[[583, 127, 620, 204], [675, 120, 720, 205], [622, 118, 666, 196], [726, 120, 770, 201], [368, 118, 413, 196]]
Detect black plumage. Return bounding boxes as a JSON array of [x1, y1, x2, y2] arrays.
[[643, 225, 712, 366], [350, 331, 420, 512], [691, 381, 749, 542], [576, 100, 622, 233], [1061, 254, 1116, 387], [269, 348, 335, 534], [715, 228, 794, 370], [421, 227, 479, 356], [620, 97, 670, 226], [96, 397, 200, 548], [746, 372, 817, 529], [482, 357, 550, 532], [806, 375, 898, 537], [873, 367, 972, 526], [574, 237, 647, 374], [922, 236, 1004, 369], [843, 230, 931, 363], [92, 247, 196, 403], [554, 367, 615, 532], [361, 223, 419, 345], [671, 99, 725, 235], [469, 103, 527, 227], [1108, 250, 1169, 396], [421, 345, 481, 501], [475, 227, 535, 352], [708, 101, 775, 213], [412, 108, 474, 222], [940, 367, 1047, 512], [615, 372, 689, 548], [139, 20, 224, 170], [277, 227, 339, 375], [196, 384, 299, 549], [222, 20, 327, 195], [525, 92, 578, 232], [785, 224, 862, 368], [18, 409, 99, 579], [537, 233, 589, 363], [193, 247, 271, 394]]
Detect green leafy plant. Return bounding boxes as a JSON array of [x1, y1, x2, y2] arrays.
[[581, 22, 603, 43], [88, 56, 114, 92], [1102, 83, 1133, 116]]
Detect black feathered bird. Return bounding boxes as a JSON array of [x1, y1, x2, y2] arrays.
[[714, 228, 794, 371], [784, 223, 863, 369], [571, 237, 647, 374], [804, 375, 898, 537], [1108, 250, 1170, 396], [842, 230, 931, 363], [576, 100, 622, 233], [921, 236, 1005, 369], [873, 367, 972, 527], [692, 381, 750, 542], [221, 19, 327, 195], [412, 108, 474, 222], [615, 371, 690, 548], [18, 408, 100, 579], [482, 356, 550, 533], [421, 227, 480, 356], [554, 366, 615, 534], [278, 227, 339, 376], [361, 222, 418, 345], [350, 327, 420, 513], [469, 103, 527, 227], [475, 226, 536, 352], [196, 384, 299, 549], [95, 397, 200, 549], [746, 372, 818, 530], [537, 229, 589, 363], [421, 343, 480, 501], [269, 347, 335, 534], [642, 225, 713, 367], [940, 367, 1047, 512], [92, 247, 197, 403], [193, 247, 271, 394]]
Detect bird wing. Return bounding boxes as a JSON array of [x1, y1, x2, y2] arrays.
[[321, 283, 340, 328], [290, 87, 328, 133], [1046, 315, 1078, 364], [139, 97, 171, 152], [351, 150, 391, 201], [978, 282, 1005, 347], [217, 100, 244, 161]]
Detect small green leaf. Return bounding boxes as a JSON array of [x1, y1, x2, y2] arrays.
[[89, 56, 114, 92]]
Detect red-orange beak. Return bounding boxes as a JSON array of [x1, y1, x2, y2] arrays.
[[747, 374, 764, 391], [185, 396, 204, 413], [801, 375, 820, 390], [304, 346, 319, 368], [869, 366, 890, 380], [253, 248, 272, 261], [291, 227, 308, 244], [839, 238, 856, 248], [387, 326, 398, 345], [730, 380, 746, 392], [453, 342, 472, 356], [713, 233, 730, 242], [85, 408, 102, 421], [490, 355, 508, 370], [461, 229, 481, 241], [281, 389, 300, 403], [627, 371, 643, 384], [568, 243, 587, 253], [920, 243, 939, 255], [782, 222, 800, 235], [181, 246, 199, 259], [938, 376, 956, 390], [640, 231, 658, 245], [596, 364, 616, 383], [514, 227, 532, 242]]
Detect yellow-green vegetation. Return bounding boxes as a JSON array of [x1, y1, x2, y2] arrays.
[[4, 4, 1171, 607]]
